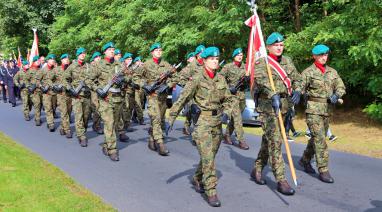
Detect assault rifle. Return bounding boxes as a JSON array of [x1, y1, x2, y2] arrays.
[[143, 62, 182, 95]]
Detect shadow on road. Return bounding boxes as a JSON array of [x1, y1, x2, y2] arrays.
[[364, 200, 382, 212]]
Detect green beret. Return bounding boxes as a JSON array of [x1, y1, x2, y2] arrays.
[[312, 44, 330, 55], [90, 52, 101, 62], [46, 54, 56, 60], [114, 49, 121, 55], [200, 46, 220, 59], [76, 47, 86, 57], [150, 42, 161, 52], [186, 52, 195, 60], [122, 52, 133, 61], [102, 42, 115, 52], [133, 56, 141, 63], [22, 60, 29, 66], [32, 55, 40, 62], [60, 53, 69, 60], [266, 32, 284, 45], [195, 45, 206, 55], [232, 48, 243, 58]]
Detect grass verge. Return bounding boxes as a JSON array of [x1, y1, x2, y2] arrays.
[[0, 132, 115, 212]]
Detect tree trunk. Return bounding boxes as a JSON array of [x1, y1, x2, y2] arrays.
[[294, 0, 301, 32], [323, 0, 328, 16]]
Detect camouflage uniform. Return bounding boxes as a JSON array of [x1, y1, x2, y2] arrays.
[[133, 59, 174, 145], [254, 56, 302, 182], [53, 65, 72, 135], [220, 62, 246, 142], [169, 71, 233, 197], [133, 86, 145, 122], [28, 67, 43, 124], [63, 61, 91, 140], [119, 64, 135, 130], [87, 59, 125, 155], [299, 64, 345, 173], [41, 65, 57, 129], [89, 63, 102, 132], [13, 69, 31, 118]]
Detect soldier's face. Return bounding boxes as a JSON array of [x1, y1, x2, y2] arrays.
[[24, 65, 29, 69], [114, 54, 122, 61], [313, 54, 329, 65], [78, 53, 86, 61], [94, 56, 101, 62], [61, 58, 69, 65], [124, 58, 133, 65], [47, 59, 55, 66], [234, 53, 243, 63], [105, 48, 115, 58], [204, 56, 219, 70], [151, 48, 162, 58], [33, 60, 41, 66], [267, 42, 284, 56], [187, 57, 195, 63]]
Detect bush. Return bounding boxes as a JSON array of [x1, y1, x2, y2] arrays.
[[363, 101, 382, 122]]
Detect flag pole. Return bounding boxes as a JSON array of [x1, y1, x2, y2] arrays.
[[250, 1, 298, 186]]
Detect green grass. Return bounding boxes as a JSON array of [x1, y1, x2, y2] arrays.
[[0, 132, 116, 212]]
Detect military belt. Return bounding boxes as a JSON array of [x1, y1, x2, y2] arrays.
[[108, 92, 122, 97], [109, 88, 121, 93], [308, 97, 328, 103], [200, 110, 219, 116]]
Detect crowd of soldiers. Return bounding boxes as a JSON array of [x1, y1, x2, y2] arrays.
[[4, 32, 345, 207]]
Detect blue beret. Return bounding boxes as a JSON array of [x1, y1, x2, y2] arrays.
[[133, 56, 141, 63], [232, 48, 243, 58], [22, 60, 29, 66], [122, 52, 133, 61], [102, 42, 115, 52], [32, 55, 40, 62], [60, 53, 69, 60], [150, 42, 161, 52], [195, 45, 206, 55], [114, 49, 121, 55], [266, 32, 284, 45], [46, 54, 56, 60], [312, 44, 330, 55], [76, 47, 86, 57], [90, 52, 102, 62], [200, 46, 220, 59], [186, 52, 196, 60]]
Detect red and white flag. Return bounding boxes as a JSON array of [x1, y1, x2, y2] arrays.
[[29, 28, 39, 64], [245, 12, 267, 89], [17, 47, 22, 68]]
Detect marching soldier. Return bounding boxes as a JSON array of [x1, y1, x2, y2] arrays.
[[41, 54, 57, 132], [298, 44, 346, 183], [250, 32, 302, 196], [53, 53, 73, 138], [167, 47, 233, 207], [220, 48, 250, 150], [87, 42, 129, 161], [14, 60, 31, 120], [89, 52, 103, 134], [63, 48, 91, 147], [114, 49, 122, 62], [28, 56, 43, 126], [186, 52, 196, 63], [133, 42, 176, 156], [131, 56, 145, 125]]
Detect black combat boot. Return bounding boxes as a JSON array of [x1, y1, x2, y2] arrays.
[[207, 195, 221, 207], [192, 177, 205, 193], [319, 171, 334, 183], [119, 133, 129, 142], [237, 140, 249, 150], [157, 142, 169, 156], [59, 128, 65, 136], [277, 180, 295, 196], [298, 158, 316, 174], [182, 127, 191, 135], [250, 168, 266, 185], [79, 138, 88, 147], [223, 134, 233, 145], [48, 124, 55, 132], [66, 130, 72, 139]]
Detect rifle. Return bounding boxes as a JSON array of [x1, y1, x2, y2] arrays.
[[143, 62, 182, 95], [230, 74, 250, 95], [190, 104, 201, 125], [101, 61, 134, 94]]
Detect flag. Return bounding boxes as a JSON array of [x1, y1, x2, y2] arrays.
[[29, 28, 39, 64], [245, 12, 267, 90], [17, 47, 22, 68]]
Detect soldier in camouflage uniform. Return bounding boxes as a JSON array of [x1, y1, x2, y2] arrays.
[[133, 42, 176, 156], [176, 45, 205, 136], [27, 56, 43, 126], [220, 48, 250, 150], [63, 48, 91, 147], [53, 53, 73, 138], [131, 56, 145, 125], [167, 47, 233, 207], [250, 32, 302, 196], [87, 42, 129, 161], [41, 54, 58, 132], [298, 44, 346, 183], [13, 60, 31, 121], [114, 49, 122, 62], [89, 52, 103, 135]]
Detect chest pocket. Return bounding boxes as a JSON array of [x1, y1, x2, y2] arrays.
[[310, 75, 324, 89]]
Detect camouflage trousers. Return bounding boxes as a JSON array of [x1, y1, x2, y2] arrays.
[[99, 97, 123, 155], [254, 112, 286, 182], [192, 115, 222, 197], [225, 97, 245, 141], [301, 114, 330, 173], [20, 88, 30, 117], [57, 92, 72, 133], [133, 89, 144, 121], [42, 92, 57, 127], [147, 94, 167, 144], [31, 91, 42, 123], [72, 97, 90, 140], [90, 91, 101, 129], [120, 92, 135, 129]]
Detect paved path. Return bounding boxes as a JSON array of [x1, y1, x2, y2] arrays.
[[0, 102, 381, 212]]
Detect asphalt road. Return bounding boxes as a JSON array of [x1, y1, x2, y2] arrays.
[[0, 102, 381, 212]]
